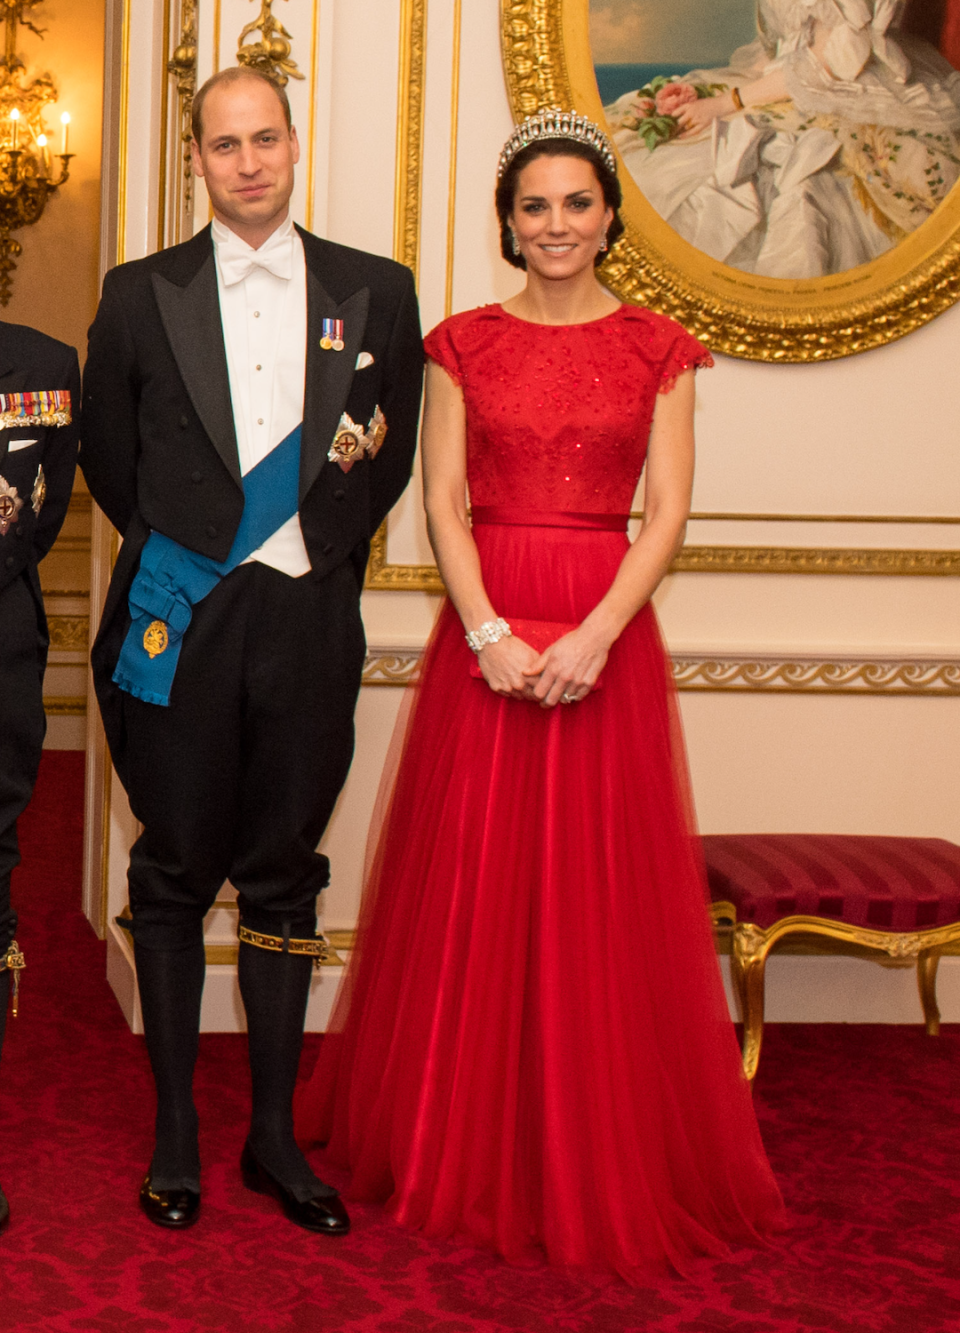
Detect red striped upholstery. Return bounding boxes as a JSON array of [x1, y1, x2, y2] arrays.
[[702, 835, 960, 932]]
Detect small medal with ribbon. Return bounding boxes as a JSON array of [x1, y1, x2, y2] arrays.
[[0, 389, 71, 429], [321, 318, 345, 352]]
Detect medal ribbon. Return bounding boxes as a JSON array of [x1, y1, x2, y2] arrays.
[[0, 389, 72, 427], [113, 422, 303, 707], [321, 318, 344, 349]]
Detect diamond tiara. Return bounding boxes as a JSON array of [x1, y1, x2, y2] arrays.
[[497, 106, 617, 180]]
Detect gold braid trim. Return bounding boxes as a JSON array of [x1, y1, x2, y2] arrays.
[[1, 940, 25, 1017], [237, 925, 332, 970]]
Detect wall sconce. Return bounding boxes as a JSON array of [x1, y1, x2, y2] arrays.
[[0, 1, 73, 305]]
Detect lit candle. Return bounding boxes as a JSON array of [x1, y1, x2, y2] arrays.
[[36, 132, 49, 173], [9, 107, 19, 150], [60, 111, 70, 155]]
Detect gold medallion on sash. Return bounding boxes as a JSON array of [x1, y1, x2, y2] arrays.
[[143, 620, 169, 659]]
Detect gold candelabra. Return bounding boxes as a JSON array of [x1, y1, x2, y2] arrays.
[[0, 1, 72, 305]]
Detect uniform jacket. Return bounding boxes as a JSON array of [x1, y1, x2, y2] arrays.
[[0, 321, 80, 615], [81, 223, 423, 699]]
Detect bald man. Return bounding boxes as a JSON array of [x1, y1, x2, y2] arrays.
[[82, 67, 422, 1233]]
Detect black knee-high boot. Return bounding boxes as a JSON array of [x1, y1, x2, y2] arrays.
[[238, 931, 330, 1203], [134, 939, 206, 1192]]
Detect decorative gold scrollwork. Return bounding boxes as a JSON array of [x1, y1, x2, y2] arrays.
[[731, 914, 960, 1079], [237, 0, 304, 87], [167, 0, 197, 215]]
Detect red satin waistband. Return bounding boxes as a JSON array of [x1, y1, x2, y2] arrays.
[[470, 506, 630, 532]]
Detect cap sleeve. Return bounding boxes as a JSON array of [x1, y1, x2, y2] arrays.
[[424, 319, 464, 386], [658, 328, 713, 394]]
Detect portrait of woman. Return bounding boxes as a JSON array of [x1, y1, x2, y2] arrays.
[[596, 0, 960, 278]]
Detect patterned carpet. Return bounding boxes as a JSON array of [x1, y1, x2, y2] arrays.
[[2, 752, 960, 1331]]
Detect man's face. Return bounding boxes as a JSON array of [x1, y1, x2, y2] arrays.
[[191, 78, 299, 245]]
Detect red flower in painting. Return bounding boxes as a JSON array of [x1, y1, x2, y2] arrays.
[[655, 82, 698, 116]]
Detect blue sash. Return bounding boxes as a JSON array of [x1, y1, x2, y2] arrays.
[[113, 424, 302, 707]]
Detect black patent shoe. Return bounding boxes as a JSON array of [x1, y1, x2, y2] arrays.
[[0, 1183, 8, 1231], [139, 1173, 200, 1228], [240, 1141, 350, 1234]]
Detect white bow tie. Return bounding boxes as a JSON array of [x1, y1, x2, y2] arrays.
[[217, 234, 295, 287]]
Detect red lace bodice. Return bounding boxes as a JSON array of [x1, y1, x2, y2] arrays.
[[423, 304, 712, 514]]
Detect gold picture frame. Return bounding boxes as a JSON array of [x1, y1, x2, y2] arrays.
[[500, 0, 960, 363]]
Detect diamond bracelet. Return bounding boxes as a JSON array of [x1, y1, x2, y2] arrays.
[[465, 617, 512, 654]]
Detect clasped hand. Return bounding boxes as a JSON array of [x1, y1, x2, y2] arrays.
[[675, 94, 736, 140], [477, 628, 609, 708]]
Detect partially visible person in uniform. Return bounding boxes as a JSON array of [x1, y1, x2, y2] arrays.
[[81, 66, 422, 1235], [0, 324, 80, 1231]]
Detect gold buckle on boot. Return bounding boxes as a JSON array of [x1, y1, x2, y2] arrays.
[[237, 925, 339, 970], [1, 940, 25, 1017]]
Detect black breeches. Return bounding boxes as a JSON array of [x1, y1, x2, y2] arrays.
[[115, 560, 366, 951], [0, 573, 47, 953]]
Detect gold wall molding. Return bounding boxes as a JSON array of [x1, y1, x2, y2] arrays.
[[362, 647, 960, 695], [164, 0, 198, 246], [673, 547, 960, 577], [501, 0, 563, 114], [362, 651, 423, 686], [671, 658, 960, 695], [687, 512, 960, 526], [393, 0, 427, 276], [116, 0, 131, 263], [303, 0, 320, 232], [365, 519, 441, 591], [365, 518, 960, 589], [44, 695, 86, 716], [444, 0, 462, 318], [47, 614, 89, 653], [47, 534, 90, 555]]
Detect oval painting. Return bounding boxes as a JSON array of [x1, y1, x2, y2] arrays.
[[592, 0, 960, 280]]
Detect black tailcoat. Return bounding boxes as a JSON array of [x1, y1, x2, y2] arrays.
[[0, 322, 80, 604], [82, 224, 423, 765], [0, 322, 80, 951]]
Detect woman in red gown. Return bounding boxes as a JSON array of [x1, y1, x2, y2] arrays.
[[296, 111, 786, 1281]]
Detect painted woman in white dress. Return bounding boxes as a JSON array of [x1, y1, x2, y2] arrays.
[[605, 0, 960, 277]]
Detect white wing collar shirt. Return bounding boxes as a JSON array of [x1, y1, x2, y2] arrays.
[[213, 213, 311, 577]]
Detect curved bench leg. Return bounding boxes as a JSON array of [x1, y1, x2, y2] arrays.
[[917, 948, 942, 1036], [733, 924, 770, 1084]]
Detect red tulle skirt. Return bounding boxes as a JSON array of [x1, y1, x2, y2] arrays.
[[295, 519, 786, 1282]]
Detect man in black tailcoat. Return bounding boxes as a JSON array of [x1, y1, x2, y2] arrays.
[[0, 324, 80, 1231], [81, 67, 422, 1233]]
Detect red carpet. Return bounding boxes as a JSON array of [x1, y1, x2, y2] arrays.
[[3, 752, 960, 1331]]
